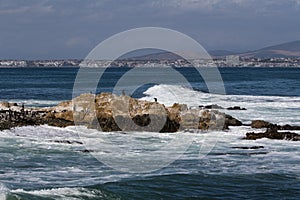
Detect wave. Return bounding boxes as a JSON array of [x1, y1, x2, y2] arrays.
[[6, 186, 119, 200], [0, 99, 63, 107], [0, 183, 9, 200], [0, 125, 299, 200], [140, 84, 300, 125], [141, 84, 300, 106]]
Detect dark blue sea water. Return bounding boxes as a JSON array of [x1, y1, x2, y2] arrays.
[[0, 67, 299, 105], [0, 67, 299, 199]]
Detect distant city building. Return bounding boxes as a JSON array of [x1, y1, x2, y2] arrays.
[[226, 55, 240, 66], [0, 57, 299, 68]]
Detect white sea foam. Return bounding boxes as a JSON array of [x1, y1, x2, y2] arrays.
[[0, 84, 299, 191], [0, 99, 63, 107], [0, 183, 8, 200], [140, 84, 300, 125], [11, 187, 98, 199], [0, 124, 299, 192], [0, 125, 79, 140]]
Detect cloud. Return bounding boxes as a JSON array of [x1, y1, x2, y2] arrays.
[[0, 0, 299, 59], [0, 1, 53, 15], [149, 0, 300, 13], [66, 36, 91, 48]]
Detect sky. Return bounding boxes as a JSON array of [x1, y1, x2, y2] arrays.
[[0, 0, 299, 59]]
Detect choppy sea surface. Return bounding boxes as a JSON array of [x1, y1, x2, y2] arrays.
[[0, 67, 299, 199]]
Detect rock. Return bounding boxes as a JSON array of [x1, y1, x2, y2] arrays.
[[50, 140, 83, 145], [224, 114, 243, 128], [0, 101, 10, 108], [199, 104, 224, 109], [43, 117, 74, 128], [0, 103, 74, 131], [231, 146, 264, 149], [251, 120, 271, 128], [66, 93, 230, 132], [227, 106, 246, 110], [0, 101, 17, 108], [245, 126, 300, 141], [251, 120, 300, 130], [0, 93, 247, 133], [80, 149, 95, 153], [53, 111, 74, 122], [278, 124, 300, 131]]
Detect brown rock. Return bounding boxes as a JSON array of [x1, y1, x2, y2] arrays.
[[245, 127, 300, 141], [0, 93, 243, 133], [225, 114, 243, 128], [251, 120, 271, 128]]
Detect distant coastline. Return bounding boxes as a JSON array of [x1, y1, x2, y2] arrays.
[[2, 41, 300, 68], [0, 57, 299, 68]]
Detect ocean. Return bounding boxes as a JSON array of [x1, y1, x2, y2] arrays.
[[0, 67, 299, 199]]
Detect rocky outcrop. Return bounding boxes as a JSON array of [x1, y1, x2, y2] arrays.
[[0, 101, 74, 131], [3, 93, 298, 142], [224, 114, 243, 127], [251, 120, 300, 130], [66, 93, 236, 132], [198, 104, 247, 110], [251, 120, 271, 128], [0, 93, 244, 132], [245, 126, 300, 141]]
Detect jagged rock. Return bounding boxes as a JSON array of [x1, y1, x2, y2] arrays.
[[199, 104, 224, 109], [80, 149, 95, 153], [225, 114, 243, 128], [0, 93, 242, 132], [251, 120, 300, 130], [51, 93, 237, 132], [50, 140, 83, 145], [43, 117, 74, 128], [231, 146, 264, 149], [279, 124, 300, 130], [227, 106, 246, 110], [245, 126, 300, 141]]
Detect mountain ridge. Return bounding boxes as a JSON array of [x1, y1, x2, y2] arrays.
[[127, 41, 300, 60]]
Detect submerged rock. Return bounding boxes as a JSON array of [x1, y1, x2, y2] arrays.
[[251, 120, 272, 128], [231, 146, 264, 149], [199, 104, 224, 109], [245, 126, 300, 141], [224, 114, 243, 128], [251, 120, 300, 130], [227, 106, 247, 110]]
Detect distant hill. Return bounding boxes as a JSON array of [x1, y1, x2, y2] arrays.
[[127, 52, 181, 61], [239, 41, 300, 58], [208, 50, 235, 57], [127, 50, 234, 60], [127, 41, 300, 60]]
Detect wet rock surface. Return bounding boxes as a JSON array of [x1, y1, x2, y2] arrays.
[[227, 106, 247, 110], [0, 102, 74, 131], [245, 126, 300, 141], [0, 94, 241, 132], [251, 120, 300, 130], [231, 146, 264, 149]]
